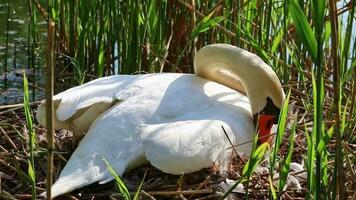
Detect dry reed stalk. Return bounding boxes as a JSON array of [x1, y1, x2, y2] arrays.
[[45, 19, 55, 200], [328, 0, 345, 198]]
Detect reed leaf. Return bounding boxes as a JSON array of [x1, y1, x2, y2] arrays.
[[311, 0, 326, 39], [242, 143, 269, 182], [103, 158, 131, 200], [270, 90, 291, 174], [317, 126, 334, 153], [133, 170, 147, 200], [23, 72, 36, 199], [221, 135, 268, 199], [305, 125, 315, 200], [278, 121, 296, 198], [341, 0, 355, 75], [287, 0, 317, 62], [271, 28, 284, 54], [190, 11, 225, 39], [269, 175, 277, 200]]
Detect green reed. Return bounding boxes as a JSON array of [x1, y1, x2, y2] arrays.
[[4, 0, 10, 90], [27, 0, 38, 102], [104, 158, 146, 200], [20, 0, 355, 199], [23, 72, 37, 200]]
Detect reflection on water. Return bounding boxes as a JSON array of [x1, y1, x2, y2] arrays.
[[0, 0, 47, 105]]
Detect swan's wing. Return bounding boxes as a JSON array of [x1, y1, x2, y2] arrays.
[[140, 120, 238, 175], [36, 75, 141, 135], [49, 102, 146, 198]]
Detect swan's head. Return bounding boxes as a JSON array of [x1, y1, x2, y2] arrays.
[[194, 44, 285, 144], [252, 96, 282, 144]]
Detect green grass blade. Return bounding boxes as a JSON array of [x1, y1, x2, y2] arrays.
[[305, 125, 315, 200], [133, 170, 147, 200], [278, 121, 296, 197], [242, 143, 269, 180], [287, 0, 317, 62], [271, 28, 284, 54], [221, 137, 268, 199], [103, 159, 131, 200], [24, 74, 33, 130], [240, 29, 269, 61], [311, 69, 326, 198], [98, 42, 105, 77], [27, 160, 35, 183], [23, 72, 36, 199], [341, 0, 355, 74], [270, 90, 291, 174], [190, 11, 225, 39], [321, 124, 328, 188], [311, 0, 326, 36], [317, 126, 334, 153], [269, 175, 277, 200], [341, 100, 349, 135], [242, 142, 269, 199]]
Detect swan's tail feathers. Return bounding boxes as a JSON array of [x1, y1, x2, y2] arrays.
[[39, 176, 92, 199], [48, 168, 108, 198], [48, 158, 128, 198], [50, 176, 83, 198]]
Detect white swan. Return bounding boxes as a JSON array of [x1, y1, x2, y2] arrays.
[[36, 44, 285, 198]]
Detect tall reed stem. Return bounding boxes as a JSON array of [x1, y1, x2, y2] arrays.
[[313, 0, 325, 197], [45, 19, 55, 200], [4, 0, 11, 90], [328, 0, 345, 198]]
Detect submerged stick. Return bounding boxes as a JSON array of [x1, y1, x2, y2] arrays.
[[45, 19, 55, 200]]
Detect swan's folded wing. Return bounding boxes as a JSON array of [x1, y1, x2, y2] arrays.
[[140, 120, 235, 174], [48, 101, 146, 198], [36, 75, 140, 133]]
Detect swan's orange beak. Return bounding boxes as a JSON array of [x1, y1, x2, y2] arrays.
[[257, 114, 275, 144]]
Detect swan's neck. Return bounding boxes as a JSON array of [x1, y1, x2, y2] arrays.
[[194, 44, 284, 115]]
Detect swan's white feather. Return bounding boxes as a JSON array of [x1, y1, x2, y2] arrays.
[[36, 75, 146, 137], [54, 75, 139, 121], [38, 44, 285, 198], [47, 73, 255, 198], [141, 120, 248, 175]]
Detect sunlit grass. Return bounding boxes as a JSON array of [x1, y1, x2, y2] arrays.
[[104, 158, 146, 200], [23, 72, 37, 200]]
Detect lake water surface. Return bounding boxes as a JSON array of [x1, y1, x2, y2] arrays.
[[0, 0, 47, 104]]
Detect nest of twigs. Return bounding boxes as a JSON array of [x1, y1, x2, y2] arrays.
[[0, 100, 354, 199]]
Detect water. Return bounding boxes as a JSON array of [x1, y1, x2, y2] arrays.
[[0, 0, 47, 105]]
